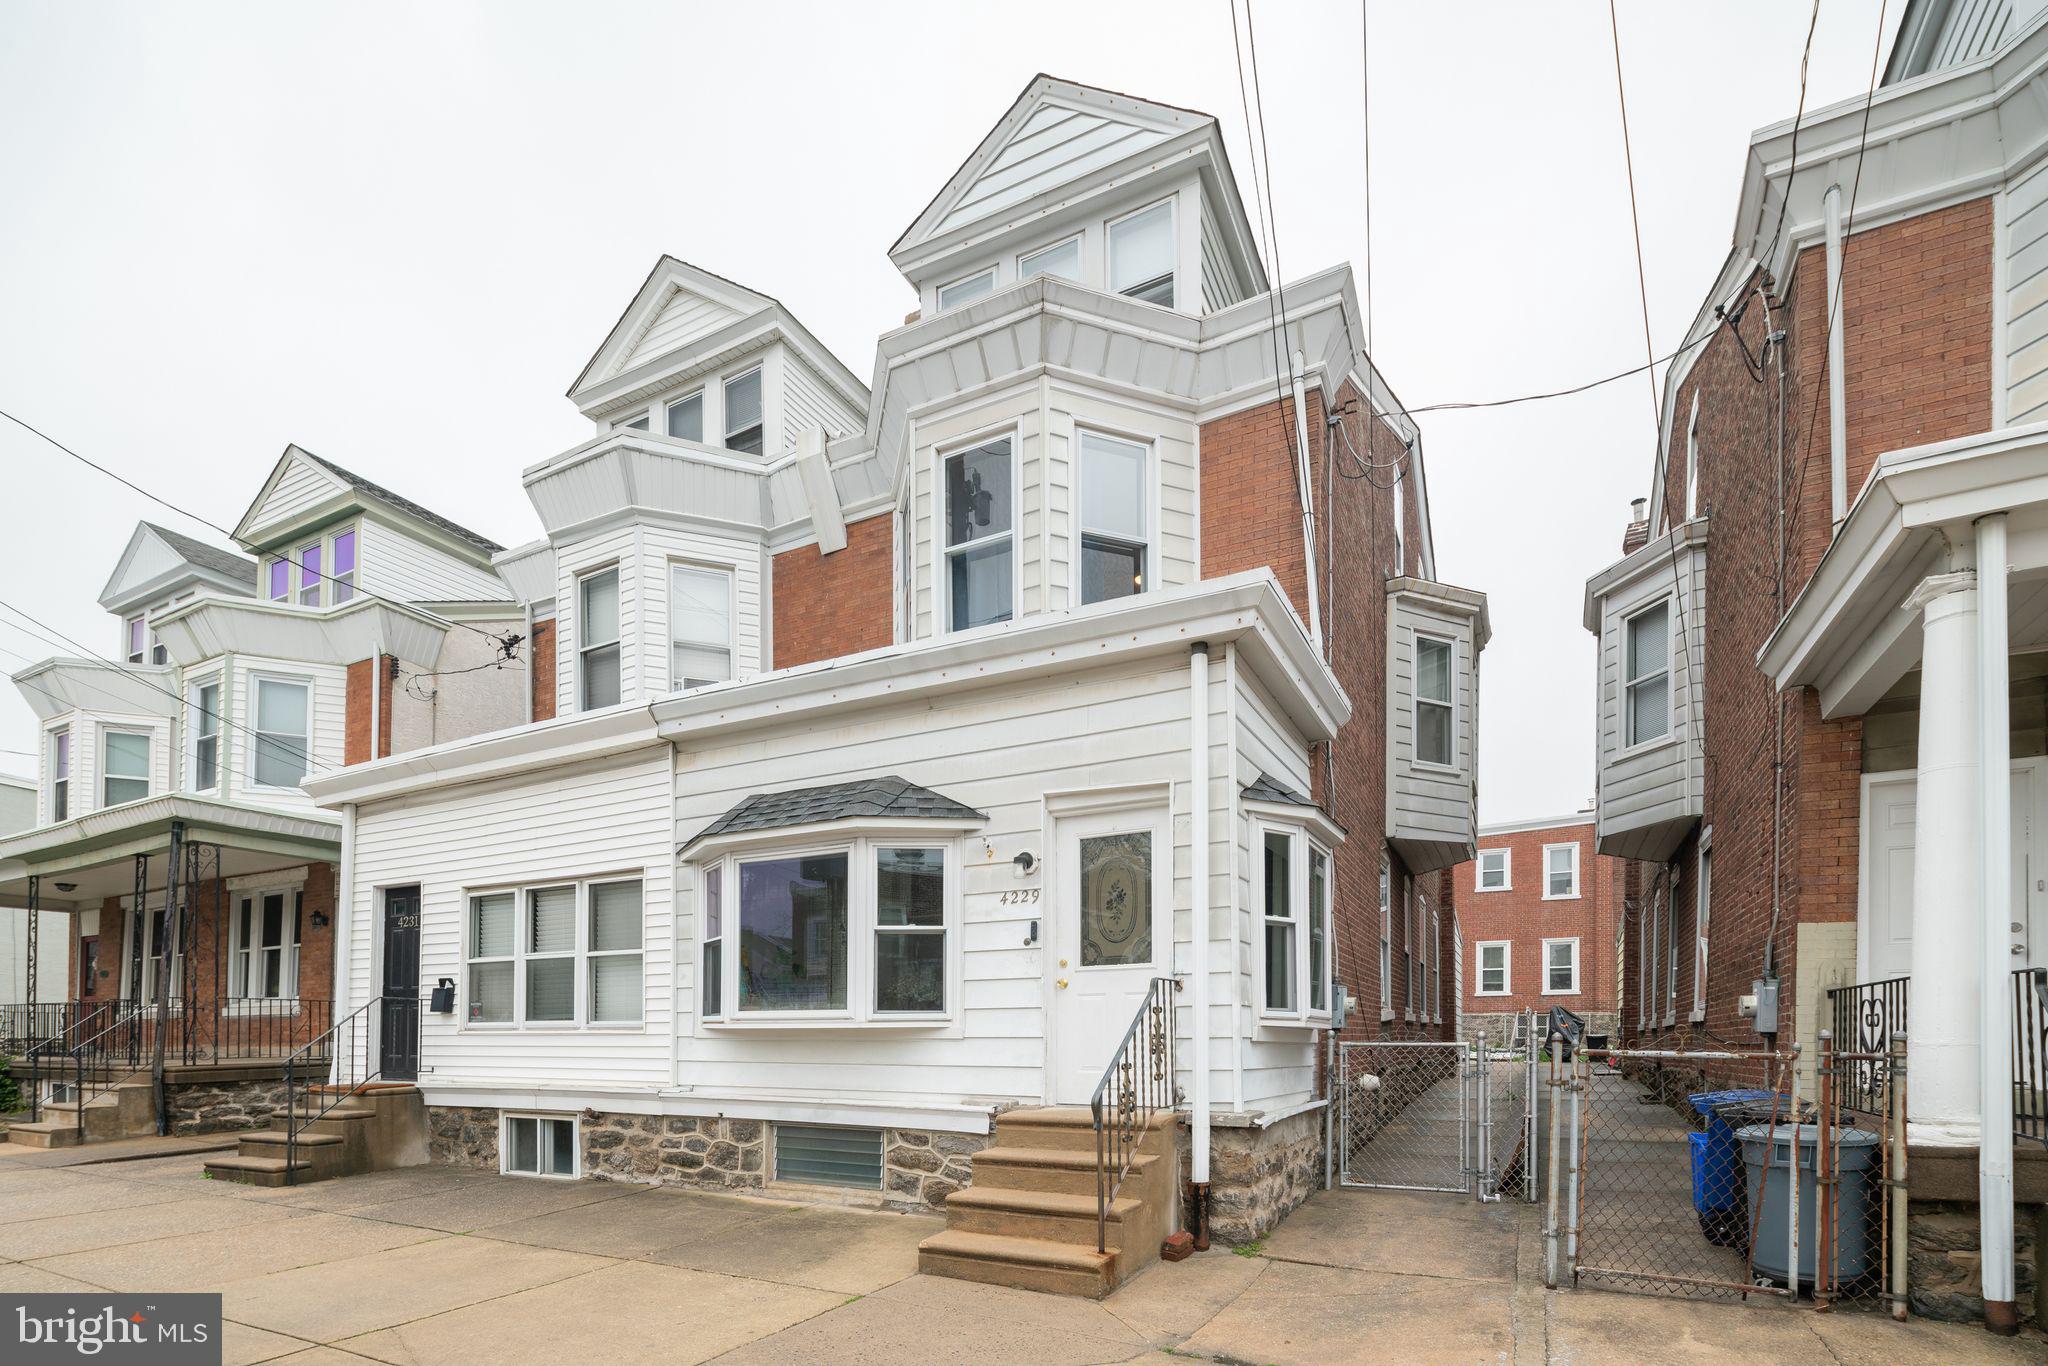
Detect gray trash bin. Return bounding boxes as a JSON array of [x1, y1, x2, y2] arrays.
[[1735, 1122, 1881, 1286]]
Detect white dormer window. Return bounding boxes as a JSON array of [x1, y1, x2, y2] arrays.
[[579, 568, 622, 709], [51, 728, 70, 821], [669, 563, 733, 691], [723, 368, 763, 455], [268, 559, 290, 602], [1078, 430, 1149, 604], [938, 268, 996, 312], [192, 681, 220, 791], [1624, 601, 1671, 747], [621, 414, 650, 432], [943, 436, 1014, 631], [125, 616, 145, 664], [1019, 237, 1081, 284], [297, 541, 323, 607], [332, 529, 356, 604], [1109, 200, 1174, 307], [667, 392, 704, 442], [1414, 636, 1454, 767]]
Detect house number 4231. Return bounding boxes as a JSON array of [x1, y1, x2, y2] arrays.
[[999, 888, 1040, 905]]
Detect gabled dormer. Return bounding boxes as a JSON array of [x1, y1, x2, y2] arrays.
[[568, 257, 868, 454], [232, 444, 509, 608], [98, 522, 256, 664], [890, 75, 1267, 319]]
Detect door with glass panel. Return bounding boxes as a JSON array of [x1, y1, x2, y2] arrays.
[[1051, 806, 1170, 1105]]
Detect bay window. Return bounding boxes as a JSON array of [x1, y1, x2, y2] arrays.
[[1109, 200, 1175, 306], [701, 865, 723, 1018], [192, 681, 220, 790], [937, 268, 996, 312], [252, 677, 310, 788], [739, 853, 849, 1011], [51, 728, 70, 821], [1309, 847, 1329, 1013], [875, 847, 944, 1013], [723, 367, 763, 455], [1262, 830, 1295, 1012], [1019, 237, 1081, 283], [268, 560, 290, 602], [669, 564, 734, 690], [102, 730, 150, 806], [1256, 821, 1335, 1020], [1414, 635, 1454, 767], [297, 541, 323, 606], [125, 616, 146, 664], [1078, 430, 1149, 604], [578, 568, 622, 709], [332, 529, 356, 604], [465, 876, 646, 1028], [1624, 601, 1671, 746], [943, 436, 1013, 631]]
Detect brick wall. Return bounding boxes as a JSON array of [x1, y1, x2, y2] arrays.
[[530, 619, 556, 723], [772, 511, 894, 669], [344, 656, 395, 765], [1447, 821, 1624, 1019]]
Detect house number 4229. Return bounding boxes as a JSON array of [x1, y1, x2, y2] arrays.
[[999, 888, 1040, 905]]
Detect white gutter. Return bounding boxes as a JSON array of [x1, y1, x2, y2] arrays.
[[1824, 185, 1849, 529], [1290, 350, 1323, 655], [1976, 512, 2019, 1330], [1188, 642, 1212, 1189]]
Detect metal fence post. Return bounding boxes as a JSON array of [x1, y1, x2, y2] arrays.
[[1787, 1043, 1803, 1301], [1545, 1053, 1563, 1289], [1889, 1031, 1909, 1321], [1566, 1048, 1584, 1270]]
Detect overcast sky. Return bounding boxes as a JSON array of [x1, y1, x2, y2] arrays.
[[0, 0, 1894, 822]]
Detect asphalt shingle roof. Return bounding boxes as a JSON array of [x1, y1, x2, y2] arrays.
[[143, 522, 257, 587], [1242, 773, 1315, 807], [686, 776, 986, 850], [297, 450, 505, 555]]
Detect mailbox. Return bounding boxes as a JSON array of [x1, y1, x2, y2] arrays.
[[428, 977, 456, 1014]]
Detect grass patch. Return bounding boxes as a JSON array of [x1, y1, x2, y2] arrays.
[[1229, 1240, 1265, 1258]]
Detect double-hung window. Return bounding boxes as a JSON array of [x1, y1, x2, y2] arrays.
[[588, 880, 644, 1024], [875, 847, 944, 1013], [1019, 237, 1081, 283], [1409, 891, 1426, 1010], [1543, 843, 1579, 900], [1477, 942, 1509, 996], [192, 682, 220, 790], [666, 392, 704, 442], [125, 616, 146, 664], [1078, 431, 1149, 605], [669, 564, 733, 691], [937, 268, 996, 312], [578, 568, 621, 709], [268, 560, 290, 602], [1258, 825, 1334, 1019], [1624, 601, 1671, 746], [700, 865, 723, 1018], [231, 890, 300, 999], [331, 529, 356, 604], [942, 436, 1013, 631], [723, 368, 763, 455], [252, 677, 310, 788], [464, 877, 644, 1028], [1377, 855, 1391, 1012], [1414, 635, 1454, 767], [297, 541, 323, 606], [1544, 938, 1580, 996], [1261, 831, 1296, 1013], [102, 730, 150, 807], [525, 886, 576, 1023], [1477, 849, 1509, 892], [1109, 200, 1174, 306], [1693, 845, 1712, 1021], [51, 728, 70, 821]]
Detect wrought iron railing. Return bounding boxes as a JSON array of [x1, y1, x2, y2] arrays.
[[0, 1002, 83, 1059], [2016, 968, 2048, 1150], [1089, 976, 1180, 1255], [283, 995, 417, 1185], [1826, 975, 1908, 1115]]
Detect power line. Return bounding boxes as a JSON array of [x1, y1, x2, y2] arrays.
[[1360, 0, 1376, 364], [1405, 330, 1721, 415], [0, 406, 522, 656], [1758, 0, 1824, 274]]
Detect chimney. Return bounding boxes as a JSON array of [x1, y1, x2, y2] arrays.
[[1622, 498, 1651, 555]]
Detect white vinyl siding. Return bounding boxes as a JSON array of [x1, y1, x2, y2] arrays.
[[929, 103, 1175, 238], [353, 517, 506, 603], [242, 457, 346, 544], [1385, 588, 1481, 874]]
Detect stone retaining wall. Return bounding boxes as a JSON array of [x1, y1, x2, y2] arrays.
[[166, 1079, 289, 1135], [427, 1105, 499, 1170], [882, 1128, 989, 1211], [1199, 1107, 1325, 1244], [1909, 1199, 2043, 1324]]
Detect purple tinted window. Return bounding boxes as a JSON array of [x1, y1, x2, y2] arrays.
[[268, 560, 289, 600], [298, 543, 321, 605], [333, 530, 356, 603]]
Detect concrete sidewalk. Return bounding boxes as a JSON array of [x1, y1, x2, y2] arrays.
[[0, 1144, 2038, 1363]]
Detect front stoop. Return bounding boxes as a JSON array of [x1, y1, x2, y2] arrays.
[[5, 1081, 156, 1149], [917, 1106, 1180, 1298], [204, 1084, 427, 1187]]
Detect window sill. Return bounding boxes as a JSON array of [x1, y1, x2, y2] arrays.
[[1541, 989, 1580, 997], [1615, 733, 1679, 762], [1541, 892, 1581, 902], [699, 1016, 953, 1033], [1409, 759, 1464, 777]]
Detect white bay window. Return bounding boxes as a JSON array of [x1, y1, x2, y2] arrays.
[[669, 564, 734, 691], [1109, 199, 1175, 307], [1078, 430, 1149, 605], [1253, 816, 1337, 1022], [942, 436, 1014, 632]]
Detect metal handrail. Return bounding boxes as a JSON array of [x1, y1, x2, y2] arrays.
[[283, 995, 415, 1185], [1089, 976, 1181, 1255], [2015, 968, 2048, 1150], [61, 1002, 159, 1139], [1827, 975, 1908, 1115]]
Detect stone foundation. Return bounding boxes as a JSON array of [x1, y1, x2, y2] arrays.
[[1908, 1199, 2043, 1324], [165, 1078, 289, 1135], [427, 1105, 499, 1170], [1196, 1107, 1326, 1245], [882, 1127, 989, 1211]]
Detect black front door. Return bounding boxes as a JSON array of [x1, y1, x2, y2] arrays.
[[380, 886, 421, 1080]]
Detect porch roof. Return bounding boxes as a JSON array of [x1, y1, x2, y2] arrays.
[[1758, 421, 2048, 719], [0, 795, 339, 911]]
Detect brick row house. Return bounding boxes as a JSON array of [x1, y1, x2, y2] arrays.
[[1451, 813, 1624, 1043], [1583, 1, 2048, 1328]]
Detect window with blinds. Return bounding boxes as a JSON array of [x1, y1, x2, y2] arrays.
[[774, 1124, 881, 1188], [464, 877, 644, 1027]]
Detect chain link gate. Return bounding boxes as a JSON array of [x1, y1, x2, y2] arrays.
[[1338, 1014, 1538, 1201]]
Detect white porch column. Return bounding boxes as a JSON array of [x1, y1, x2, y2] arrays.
[[1905, 569, 1982, 1142], [1976, 513, 2017, 1327]]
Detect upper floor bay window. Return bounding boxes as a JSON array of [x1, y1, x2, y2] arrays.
[[1414, 635, 1454, 767], [465, 876, 644, 1027], [937, 268, 996, 312], [51, 728, 70, 821], [230, 889, 300, 999], [251, 677, 310, 788], [579, 568, 621, 709], [1308, 846, 1330, 1013], [1019, 236, 1081, 284], [266, 524, 356, 609], [1624, 601, 1671, 746], [723, 368, 763, 455], [1262, 830, 1295, 1013], [192, 681, 220, 791], [667, 392, 704, 442], [1543, 842, 1579, 900], [1078, 431, 1149, 605], [943, 436, 1014, 631], [1477, 848, 1509, 891], [1109, 200, 1174, 307], [669, 564, 733, 691], [268, 560, 290, 603], [102, 730, 149, 807], [1258, 824, 1334, 1020]]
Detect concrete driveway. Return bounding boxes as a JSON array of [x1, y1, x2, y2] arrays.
[[0, 1142, 2040, 1364]]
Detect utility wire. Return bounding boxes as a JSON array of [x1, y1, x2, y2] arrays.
[[0, 406, 522, 656], [1360, 0, 1375, 364], [1758, 0, 1824, 274]]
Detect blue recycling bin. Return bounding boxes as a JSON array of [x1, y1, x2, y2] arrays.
[[1687, 1089, 1783, 1246]]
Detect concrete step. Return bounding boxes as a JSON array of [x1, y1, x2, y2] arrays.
[[968, 1146, 1156, 1196], [239, 1130, 344, 1150], [943, 1186, 1141, 1249], [202, 1154, 313, 1188], [993, 1106, 1175, 1153], [5, 1119, 83, 1149], [915, 1230, 1116, 1299]]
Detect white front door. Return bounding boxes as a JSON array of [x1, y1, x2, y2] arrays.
[[1050, 805, 1170, 1106]]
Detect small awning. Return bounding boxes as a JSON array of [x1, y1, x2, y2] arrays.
[[1241, 773, 1345, 843], [1242, 773, 1315, 807], [681, 775, 986, 857]]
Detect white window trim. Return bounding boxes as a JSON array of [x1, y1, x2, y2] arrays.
[[189, 677, 222, 793], [1542, 937, 1581, 996], [1411, 632, 1458, 771], [1621, 597, 1676, 752], [1377, 853, 1392, 1018], [667, 559, 737, 693], [937, 266, 998, 312], [500, 1112, 581, 1180], [577, 564, 623, 711], [695, 834, 961, 1029], [935, 427, 1022, 635], [1664, 864, 1684, 1027], [264, 519, 360, 611], [47, 722, 71, 823], [1692, 832, 1713, 1024], [1073, 426, 1157, 609], [99, 724, 152, 808], [665, 389, 706, 442], [1107, 197, 1176, 307], [1476, 848, 1511, 892], [227, 886, 302, 1005], [1252, 819, 1335, 1024], [721, 365, 765, 453], [246, 673, 313, 793], [1542, 842, 1580, 901], [1017, 233, 1082, 284], [1476, 940, 1511, 997], [461, 873, 648, 1032]]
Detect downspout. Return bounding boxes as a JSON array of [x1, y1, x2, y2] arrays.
[[368, 640, 385, 761], [1290, 352, 1323, 656], [1823, 185, 1848, 530], [1188, 641, 1212, 1248], [1976, 512, 2019, 1334]]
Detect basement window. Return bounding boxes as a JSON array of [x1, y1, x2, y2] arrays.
[[502, 1114, 578, 1179], [775, 1124, 881, 1188]]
